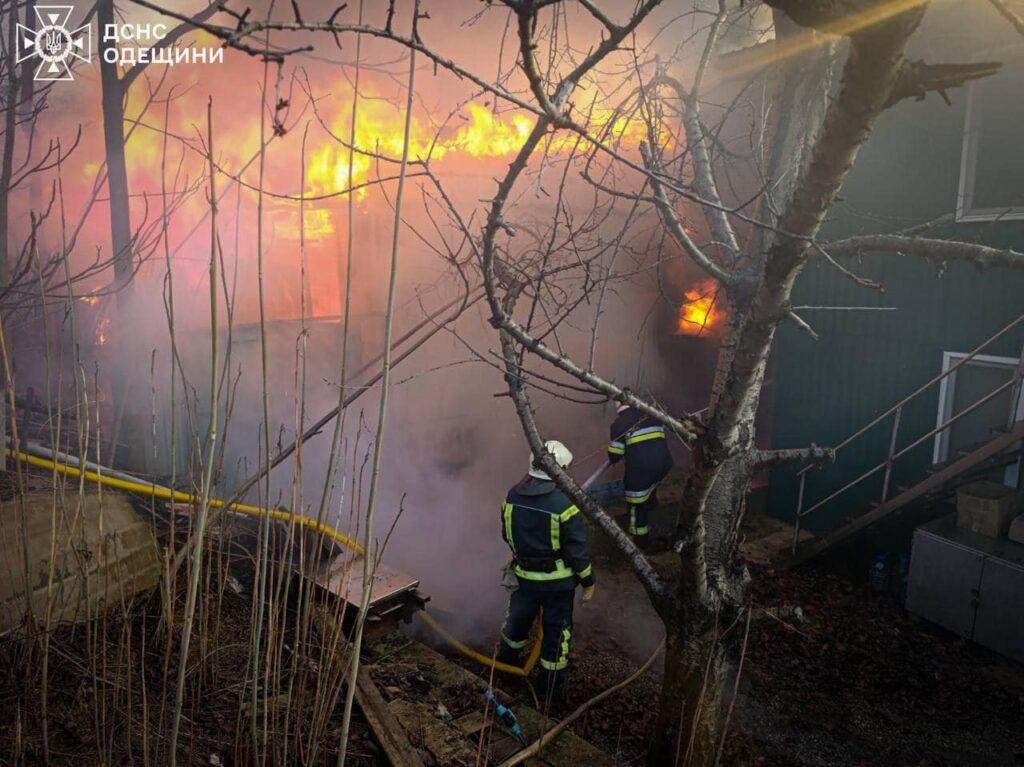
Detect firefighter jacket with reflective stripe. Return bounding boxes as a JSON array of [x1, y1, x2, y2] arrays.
[[608, 406, 674, 503], [500, 476, 595, 591]]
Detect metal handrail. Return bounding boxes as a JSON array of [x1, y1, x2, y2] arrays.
[[795, 311, 1024, 477], [791, 310, 1024, 553], [797, 376, 1019, 521]]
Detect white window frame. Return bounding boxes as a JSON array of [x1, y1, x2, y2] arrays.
[[933, 351, 1024, 486], [955, 46, 1024, 222]]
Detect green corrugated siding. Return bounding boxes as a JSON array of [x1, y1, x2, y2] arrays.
[[767, 10, 1024, 529]]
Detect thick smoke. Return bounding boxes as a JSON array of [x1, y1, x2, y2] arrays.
[[9, 0, 739, 653]]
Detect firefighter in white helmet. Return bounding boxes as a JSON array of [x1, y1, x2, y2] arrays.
[[496, 439, 594, 701]]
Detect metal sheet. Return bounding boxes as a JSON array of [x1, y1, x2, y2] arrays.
[[906, 525, 985, 639], [973, 556, 1024, 664], [314, 554, 420, 610]]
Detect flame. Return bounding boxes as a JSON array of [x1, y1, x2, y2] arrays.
[[99, 70, 660, 321], [95, 317, 110, 346], [677, 279, 721, 336], [305, 93, 649, 199]]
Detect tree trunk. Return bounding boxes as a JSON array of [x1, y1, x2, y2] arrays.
[[98, 0, 150, 470], [650, 602, 735, 766], [656, 451, 754, 766], [0, 0, 21, 291], [98, 0, 133, 291]]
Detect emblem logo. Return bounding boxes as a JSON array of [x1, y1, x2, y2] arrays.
[[17, 6, 91, 82]]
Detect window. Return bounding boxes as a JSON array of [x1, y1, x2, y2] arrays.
[[933, 351, 1024, 487], [956, 45, 1024, 221]]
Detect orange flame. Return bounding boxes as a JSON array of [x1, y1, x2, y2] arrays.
[[677, 279, 721, 336], [305, 95, 649, 199], [95, 317, 110, 346]]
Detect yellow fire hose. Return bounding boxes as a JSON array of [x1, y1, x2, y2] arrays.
[[7, 447, 542, 677], [8, 447, 365, 552], [418, 611, 541, 677]]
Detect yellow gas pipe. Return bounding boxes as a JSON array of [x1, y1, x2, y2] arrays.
[[6, 447, 542, 677]]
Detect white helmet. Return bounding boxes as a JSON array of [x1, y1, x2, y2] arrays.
[[528, 439, 573, 479]]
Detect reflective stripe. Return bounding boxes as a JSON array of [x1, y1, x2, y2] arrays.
[[558, 504, 579, 522], [540, 657, 568, 671], [550, 514, 560, 552], [627, 431, 665, 445], [625, 426, 665, 445], [501, 632, 528, 650], [502, 502, 516, 553], [630, 426, 664, 436], [576, 564, 592, 580], [541, 627, 571, 671], [624, 485, 656, 504], [515, 559, 574, 581], [628, 508, 649, 535], [607, 441, 625, 455]]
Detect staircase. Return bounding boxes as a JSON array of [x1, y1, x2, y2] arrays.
[[785, 312, 1024, 567]]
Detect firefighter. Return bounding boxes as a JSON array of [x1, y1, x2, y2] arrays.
[[497, 439, 594, 701], [607, 401, 674, 547]]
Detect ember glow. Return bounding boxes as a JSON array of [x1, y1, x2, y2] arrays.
[[95, 317, 111, 346], [677, 279, 722, 336]]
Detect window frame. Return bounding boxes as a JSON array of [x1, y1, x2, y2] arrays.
[[933, 350, 1024, 487], [955, 46, 1024, 222]]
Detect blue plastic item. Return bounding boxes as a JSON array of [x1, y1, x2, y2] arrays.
[[482, 685, 527, 747]]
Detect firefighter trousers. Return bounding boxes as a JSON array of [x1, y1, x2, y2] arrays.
[[499, 586, 575, 677], [627, 488, 659, 537]]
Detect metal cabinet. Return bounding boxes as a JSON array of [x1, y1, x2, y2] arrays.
[[907, 514, 1024, 664]]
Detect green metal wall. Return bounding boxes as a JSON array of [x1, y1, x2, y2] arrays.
[[767, 6, 1024, 530]]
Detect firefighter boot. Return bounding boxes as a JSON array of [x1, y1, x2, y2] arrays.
[[497, 642, 523, 667], [536, 667, 566, 708]]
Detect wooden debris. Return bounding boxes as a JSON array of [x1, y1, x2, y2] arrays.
[[388, 699, 479, 765], [355, 665, 425, 767], [375, 635, 618, 766], [0, 491, 161, 635], [455, 710, 489, 737]]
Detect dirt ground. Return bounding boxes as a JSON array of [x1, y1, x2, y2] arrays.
[[737, 564, 1024, 767], [462, 518, 1024, 767], [440, 553, 1024, 767], [2, 488, 1022, 765]]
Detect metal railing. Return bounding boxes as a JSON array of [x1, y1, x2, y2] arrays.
[[791, 310, 1024, 555]]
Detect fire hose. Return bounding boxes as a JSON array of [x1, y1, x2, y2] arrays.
[[6, 443, 610, 679]]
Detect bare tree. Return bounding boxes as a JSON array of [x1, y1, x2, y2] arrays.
[[95, 0, 222, 469]]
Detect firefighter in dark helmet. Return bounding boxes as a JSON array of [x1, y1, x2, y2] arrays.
[[497, 440, 594, 700], [608, 401, 673, 547]]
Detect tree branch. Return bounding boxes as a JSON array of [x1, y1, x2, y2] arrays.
[[825, 234, 1024, 270], [989, 0, 1024, 38], [754, 444, 834, 469], [497, 322, 672, 607], [641, 142, 737, 287], [121, 2, 224, 90], [886, 59, 1001, 107]]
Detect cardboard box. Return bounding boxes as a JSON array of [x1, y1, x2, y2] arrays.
[[1009, 513, 1024, 545], [956, 481, 1018, 539]]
